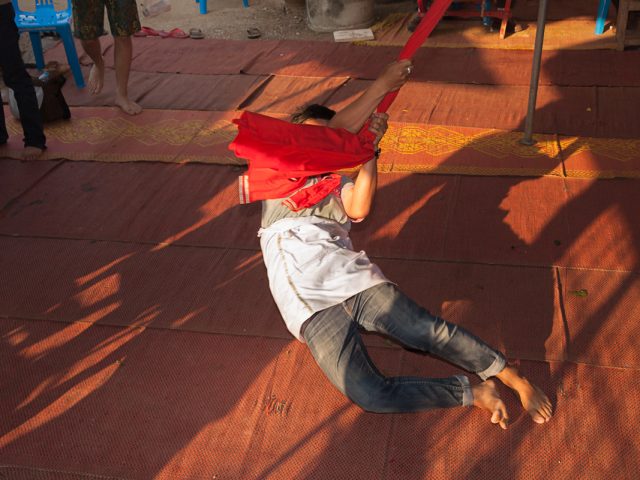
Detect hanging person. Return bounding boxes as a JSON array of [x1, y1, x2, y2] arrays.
[[252, 60, 553, 427]]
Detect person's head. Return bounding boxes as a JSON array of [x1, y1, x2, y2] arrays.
[[291, 104, 336, 126]]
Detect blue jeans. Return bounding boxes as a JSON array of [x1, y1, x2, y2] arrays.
[[302, 283, 506, 413]]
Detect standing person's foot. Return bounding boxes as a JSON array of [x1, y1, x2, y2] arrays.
[[472, 380, 509, 430], [88, 62, 105, 94], [115, 94, 142, 115], [496, 366, 553, 424], [22, 146, 44, 160]]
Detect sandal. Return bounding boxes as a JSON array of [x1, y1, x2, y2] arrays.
[[189, 28, 205, 39], [247, 27, 261, 39], [159, 27, 189, 39], [134, 26, 162, 37]]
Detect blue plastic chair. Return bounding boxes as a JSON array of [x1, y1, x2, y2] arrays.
[[196, 0, 248, 15], [11, 0, 85, 88], [595, 0, 612, 34]]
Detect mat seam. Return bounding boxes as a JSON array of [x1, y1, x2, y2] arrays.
[[439, 174, 461, 261], [1, 232, 637, 274], [380, 352, 405, 480], [557, 134, 568, 177], [0, 463, 128, 480], [554, 266, 572, 362]]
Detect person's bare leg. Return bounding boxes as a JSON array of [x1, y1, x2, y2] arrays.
[[113, 36, 142, 115], [496, 366, 553, 424], [22, 145, 44, 160], [471, 380, 509, 430], [81, 38, 104, 95]]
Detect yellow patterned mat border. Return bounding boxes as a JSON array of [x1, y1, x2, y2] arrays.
[[7, 116, 237, 148], [559, 137, 640, 163], [5, 116, 640, 175], [380, 124, 560, 159]]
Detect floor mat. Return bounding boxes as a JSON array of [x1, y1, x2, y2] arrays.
[[386, 359, 639, 480], [409, 48, 640, 87], [0, 317, 290, 479], [60, 69, 165, 110], [243, 41, 399, 80], [2, 107, 243, 164], [59, 67, 268, 112], [560, 268, 640, 368], [375, 258, 566, 363], [439, 175, 571, 267], [0, 162, 258, 246], [1, 235, 638, 365], [2, 318, 638, 480], [136, 72, 268, 111], [47, 38, 640, 86], [2, 163, 639, 273], [128, 38, 280, 75], [561, 178, 640, 271], [561, 135, 640, 179], [379, 123, 563, 177], [4, 105, 639, 178], [237, 75, 349, 114], [0, 159, 60, 210]]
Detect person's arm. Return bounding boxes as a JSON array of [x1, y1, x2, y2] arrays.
[[341, 113, 388, 219], [328, 60, 412, 133]]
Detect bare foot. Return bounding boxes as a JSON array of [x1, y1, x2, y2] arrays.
[[88, 62, 105, 95], [496, 366, 553, 424], [472, 380, 509, 430], [115, 94, 143, 115], [22, 146, 44, 160]]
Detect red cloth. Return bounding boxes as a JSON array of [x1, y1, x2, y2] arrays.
[[283, 174, 342, 212], [231, 112, 374, 203], [230, 0, 453, 208], [377, 0, 453, 114]]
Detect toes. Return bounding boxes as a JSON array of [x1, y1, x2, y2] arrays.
[[531, 411, 546, 424], [496, 411, 509, 430], [528, 402, 551, 423], [491, 410, 501, 424], [120, 103, 142, 116], [498, 404, 509, 429], [89, 81, 102, 95], [88, 67, 104, 95], [491, 402, 509, 430]]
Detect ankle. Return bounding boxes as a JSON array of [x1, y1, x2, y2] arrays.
[[496, 366, 523, 388]]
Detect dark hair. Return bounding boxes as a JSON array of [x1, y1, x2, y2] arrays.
[[291, 104, 336, 124]]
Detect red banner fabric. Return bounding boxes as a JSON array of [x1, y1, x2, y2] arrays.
[[230, 0, 453, 207]]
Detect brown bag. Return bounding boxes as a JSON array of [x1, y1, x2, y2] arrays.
[[8, 61, 72, 123], [32, 74, 71, 123]]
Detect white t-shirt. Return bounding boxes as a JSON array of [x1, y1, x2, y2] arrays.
[[259, 178, 389, 341]]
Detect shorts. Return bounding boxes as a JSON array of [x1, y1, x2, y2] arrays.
[[73, 0, 141, 39]]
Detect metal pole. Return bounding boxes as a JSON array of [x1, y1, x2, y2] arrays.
[[521, 0, 550, 146]]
